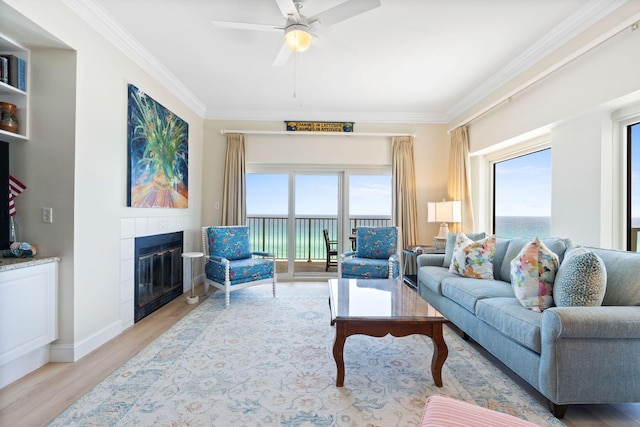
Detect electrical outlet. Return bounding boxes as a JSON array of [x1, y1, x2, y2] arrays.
[[42, 207, 53, 223], [215, 201, 220, 210]]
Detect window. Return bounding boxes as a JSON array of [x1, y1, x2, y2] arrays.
[[628, 122, 640, 251], [348, 174, 392, 229], [493, 149, 551, 238]]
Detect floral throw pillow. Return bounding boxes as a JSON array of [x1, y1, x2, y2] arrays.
[[510, 237, 559, 312], [449, 233, 496, 279]]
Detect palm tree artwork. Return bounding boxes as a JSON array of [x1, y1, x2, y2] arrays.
[[127, 84, 188, 208]]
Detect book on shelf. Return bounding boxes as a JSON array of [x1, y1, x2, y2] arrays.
[[0, 57, 7, 85], [0, 55, 26, 91]]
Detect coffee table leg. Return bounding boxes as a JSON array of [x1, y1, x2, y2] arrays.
[[430, 325, 448, 387], [333, 322, 346, 387]]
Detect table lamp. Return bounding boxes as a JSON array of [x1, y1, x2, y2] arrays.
[[428, 200, 462, 249]]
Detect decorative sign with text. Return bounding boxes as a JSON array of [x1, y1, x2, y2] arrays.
[[285, 121, 354, 132]]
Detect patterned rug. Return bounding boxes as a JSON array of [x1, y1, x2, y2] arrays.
[[49, 283, 564, 426]]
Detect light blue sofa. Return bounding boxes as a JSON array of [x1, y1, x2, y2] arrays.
[[416, 235, 640, 418]]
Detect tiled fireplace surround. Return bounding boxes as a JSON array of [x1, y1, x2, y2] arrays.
[[120, 216, 200, 330]]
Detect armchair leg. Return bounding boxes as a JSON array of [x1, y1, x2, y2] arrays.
[[225, 291, 230, 308]]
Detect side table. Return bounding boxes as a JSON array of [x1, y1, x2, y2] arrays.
[[403, 246, 445, 290], [182, 251, 204, 304]]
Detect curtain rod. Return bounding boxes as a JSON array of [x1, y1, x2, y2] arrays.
[[447, 15, 640, 134], [220, 129, 415, 137]]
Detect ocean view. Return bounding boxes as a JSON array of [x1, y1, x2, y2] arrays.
[[494, 216, 551, 239], [247, 215, 640, 260]]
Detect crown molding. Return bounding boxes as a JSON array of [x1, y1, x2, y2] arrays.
[[63, 0, 207, 117], [62, 0, 627, 126], [204, 108, 449, 124], [445, 0, 628, 121]]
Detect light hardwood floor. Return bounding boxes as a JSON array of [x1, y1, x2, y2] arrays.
[[0, 282, 638, 427]]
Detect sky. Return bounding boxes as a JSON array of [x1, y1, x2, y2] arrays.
[[246, 173, 391, 216], [632, 123, 640, 224], [494, 149, 551, 217]]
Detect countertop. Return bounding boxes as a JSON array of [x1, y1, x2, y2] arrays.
[[0, 256, 61, 272]]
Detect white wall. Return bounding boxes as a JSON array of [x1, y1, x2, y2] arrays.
[[202, 120, 451, 245], [465, 22, 640, 247], [5, 0, 204, 361]]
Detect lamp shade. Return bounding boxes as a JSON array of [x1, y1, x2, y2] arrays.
[[428, 201, 462, 223], [285, 24, 312, 52]]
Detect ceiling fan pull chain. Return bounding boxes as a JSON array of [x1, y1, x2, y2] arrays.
[[293, 51, 297, 98]]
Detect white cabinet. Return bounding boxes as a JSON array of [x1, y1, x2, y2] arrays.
[[0, 258, 58, 388], [0, 33, 29, 142]]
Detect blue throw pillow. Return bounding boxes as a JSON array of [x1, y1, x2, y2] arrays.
[[554, 247, 607, 307]]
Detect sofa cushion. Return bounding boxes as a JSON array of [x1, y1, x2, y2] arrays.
[[443, 231, 486, 268], [555, 247, 607, 307], [205, 256, 274, 286], [440, 276, 514, 314], [449, 234, 496, 279], [499, 237, 571, 283], [356, 226, 397, 259], [491, 237, 511, 280], [207, 226, 251, 260], [510, 237, 559, 312], [475, 297, 542, 354], [341, 257, 398, 279], [418, 266, 455, 295], [589, 247, 640, 306]]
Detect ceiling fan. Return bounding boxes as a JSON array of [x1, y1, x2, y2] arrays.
[[211, 0, 381, 66]]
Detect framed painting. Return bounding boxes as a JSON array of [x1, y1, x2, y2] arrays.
[[127, 84, 188, 208]]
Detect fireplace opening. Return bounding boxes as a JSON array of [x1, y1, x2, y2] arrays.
[[135, 231, 183, 322]]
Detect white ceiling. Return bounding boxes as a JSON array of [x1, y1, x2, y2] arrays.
[[71, 0, 627, 123]]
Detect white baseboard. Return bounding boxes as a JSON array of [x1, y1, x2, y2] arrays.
[[0, 345, 50, 389], [49, 320, 122, 362]]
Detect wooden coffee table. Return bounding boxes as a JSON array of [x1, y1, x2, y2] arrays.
[[328, 278, 448, 387]]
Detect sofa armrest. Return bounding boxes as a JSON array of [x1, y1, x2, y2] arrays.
[[207, 255, 229, 264], [251, 251, 275, 259], [417, 253, 445, 268], [340, 251, 357, 260], [539, 306, 640, 404], [542, 306, 640, 339]]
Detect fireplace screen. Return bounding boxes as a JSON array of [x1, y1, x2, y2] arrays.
[[135, 231, 183, 322]]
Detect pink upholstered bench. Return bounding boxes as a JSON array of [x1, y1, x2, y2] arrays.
[[420, 395, 541, 427]]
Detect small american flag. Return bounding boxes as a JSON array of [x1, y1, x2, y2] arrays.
[[8, 175, 26, 217]]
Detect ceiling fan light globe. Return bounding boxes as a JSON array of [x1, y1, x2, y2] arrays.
[[284, 24, 312, 52]]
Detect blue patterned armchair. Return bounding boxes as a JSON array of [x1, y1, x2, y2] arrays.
[[201, 226, 276, 307], [339, 226, 401, 280]]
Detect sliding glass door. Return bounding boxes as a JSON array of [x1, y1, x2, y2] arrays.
[[246, 168, 391, 279], [294, 173, 340, 275], [246, 173, 289, 274]]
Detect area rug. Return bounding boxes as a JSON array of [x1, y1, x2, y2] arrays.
[[49, 283, 564, 426]]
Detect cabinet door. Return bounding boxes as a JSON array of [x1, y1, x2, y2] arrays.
[[0, 262, 58, 366]]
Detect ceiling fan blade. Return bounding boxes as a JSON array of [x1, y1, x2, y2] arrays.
[[274, 0, 301, 22], [272, 42, 293, 66], [309, 0, 381, 27], [311, 32, 353, 55], [211, 20, 283, 32]]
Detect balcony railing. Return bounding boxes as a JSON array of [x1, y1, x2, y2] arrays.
[[247, 215, 391, 261]]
